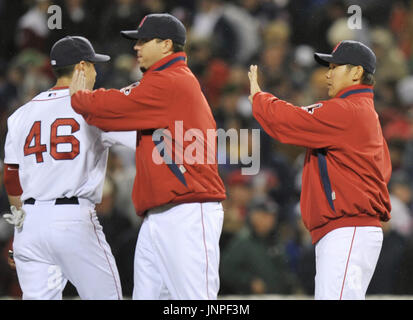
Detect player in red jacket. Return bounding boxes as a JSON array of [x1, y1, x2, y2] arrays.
[[248, 40, 391, 299], [70, 13, 226, 300]]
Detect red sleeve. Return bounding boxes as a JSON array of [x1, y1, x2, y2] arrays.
[[252, 92, 354, 149], [3, 164, 22, 196], [71, 73, 171, 132], [382, 137, 392, 184]]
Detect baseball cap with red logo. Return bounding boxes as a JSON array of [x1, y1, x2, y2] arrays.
[[50, 36, 110, 67], [120, 13, 186, 45], [314, 40, 376, 74]]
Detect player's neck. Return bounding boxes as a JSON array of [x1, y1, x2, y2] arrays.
[[54, 77, 71, 88]]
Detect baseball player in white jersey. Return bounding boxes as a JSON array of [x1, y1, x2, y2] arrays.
[[2, 36, 136, 300]]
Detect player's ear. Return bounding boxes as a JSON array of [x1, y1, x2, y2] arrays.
[[75, 61, 86, 72], [352, 66, 364, 82], [162, 39, 173, 54]]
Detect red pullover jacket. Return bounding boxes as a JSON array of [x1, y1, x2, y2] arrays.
[[71, 52, 226, 215], [252, 84, 391, 244]]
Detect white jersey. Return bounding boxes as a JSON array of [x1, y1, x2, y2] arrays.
[[4, 87, 136, 204]]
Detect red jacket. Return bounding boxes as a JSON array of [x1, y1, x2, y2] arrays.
[[71, 52, 226, 215], [252, 84, 391, 244]]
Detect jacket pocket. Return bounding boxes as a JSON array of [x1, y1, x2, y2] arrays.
[[153, 135, 188, 188], [315, 148, 336, 213]]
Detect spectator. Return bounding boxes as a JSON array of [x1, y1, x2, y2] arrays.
[[220, 200, 246, 253], [48, 0, 100, 46], [1, 0, 413, 298], [368, 219, 407, 294], [389, 171, 413, 226], [371, 27, 408, 85], [99, 0, 145, 57], [96, 176, 133, 247], [0, 160, 20, 298], [220, 198, 301, 295], [0, 238, 21, 298], [291, 204, 316, 295], [394, 233, 413, 294], [96, 175, 137, 297], [192, 0, 260, 65], [15, 0, 51, 53], [106, 150, 140, 228], [8, 49, 53, 106]]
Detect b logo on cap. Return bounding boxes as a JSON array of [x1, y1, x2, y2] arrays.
[[332, 41, 342, 54], [139, 16, 147, 28]]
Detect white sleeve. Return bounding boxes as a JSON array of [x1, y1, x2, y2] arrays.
[[4, 117, 19, 165], [101, 131, 136, 150]]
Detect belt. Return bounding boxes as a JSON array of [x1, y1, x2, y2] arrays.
[[24, 197, 79, 205], [141, 129, 155, 136]]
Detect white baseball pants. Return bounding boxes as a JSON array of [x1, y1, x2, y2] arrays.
[[315, 226, 383, 300], [133, 202, 224, 300], [13, 199, 122, 300]]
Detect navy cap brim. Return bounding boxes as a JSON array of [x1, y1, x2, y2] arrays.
[[120, 30, 140, 40], [89, 53, 111, 63], [314, 53, 334, 67]]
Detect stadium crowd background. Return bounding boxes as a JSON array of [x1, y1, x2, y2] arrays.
[[0, 0, 413, 298]]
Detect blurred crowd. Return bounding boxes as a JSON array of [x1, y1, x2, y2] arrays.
[[1, 0, 413, 298]]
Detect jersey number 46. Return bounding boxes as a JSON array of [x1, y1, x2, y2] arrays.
[[24, 119, 80, 163]]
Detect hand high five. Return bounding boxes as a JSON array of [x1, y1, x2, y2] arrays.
[[69, 69, 87, 96], [248, 65, 262, 104]]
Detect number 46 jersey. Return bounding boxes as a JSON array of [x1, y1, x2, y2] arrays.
[[4, 87, 136, 204]]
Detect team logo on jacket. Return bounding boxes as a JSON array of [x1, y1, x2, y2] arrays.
[[121, 81, 140, 95], [301, 103, 323, 114]]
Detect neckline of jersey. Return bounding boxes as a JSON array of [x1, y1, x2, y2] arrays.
[[147, 52, 187, 73], [49, 86, 69, 91], [335, 84, 373, 99]]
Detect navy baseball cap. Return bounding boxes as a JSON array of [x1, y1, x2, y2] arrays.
[[314, 40, 376, 74], [50, 36, 110, 68], [120, 13, 186, 45]]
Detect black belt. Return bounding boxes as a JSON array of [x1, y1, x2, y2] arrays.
[[24, 197, 79, 205], [141, 129, 155, 136]]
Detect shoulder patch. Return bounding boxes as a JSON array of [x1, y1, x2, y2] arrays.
[[120, 81, 140, 96], [300, 103, 323, 114]]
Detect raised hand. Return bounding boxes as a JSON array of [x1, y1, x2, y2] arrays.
[[248, 65, 262, 104], [69, 69, 87, 96]]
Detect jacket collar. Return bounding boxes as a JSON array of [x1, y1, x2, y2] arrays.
[[334, 84, 374, 99], [147, 52, 187, 73]]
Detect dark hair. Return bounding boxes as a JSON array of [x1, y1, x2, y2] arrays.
[[172, 42, 184, 53], [361, 71, 376, 86], [51, 64, 76, 79], [51, 61, 94, 79], [153, 38, 184, 53], [346, 64, 376, 86]]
